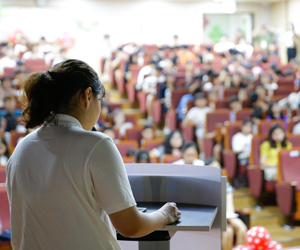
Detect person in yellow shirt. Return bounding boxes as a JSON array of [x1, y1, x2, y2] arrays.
[[260, 124, 292, 181]]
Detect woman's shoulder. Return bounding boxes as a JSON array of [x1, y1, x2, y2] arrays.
[[260, 140, 270, 149]]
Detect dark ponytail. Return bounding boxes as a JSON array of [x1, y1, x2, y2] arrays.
[[22, 59, 105, 128]]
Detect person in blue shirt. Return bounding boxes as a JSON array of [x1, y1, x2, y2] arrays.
[[176, 87, 201, 121]]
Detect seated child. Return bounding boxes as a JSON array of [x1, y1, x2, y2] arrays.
[[205, 158, 247, 250], [173, 142, 204, 166]]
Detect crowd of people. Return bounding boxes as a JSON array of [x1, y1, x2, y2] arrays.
[[0, 24, 299, 250], [96, 27, 300, 249]]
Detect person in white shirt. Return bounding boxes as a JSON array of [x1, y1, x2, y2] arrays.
[[14, 37, 28, 57], [235, 37, 254, 59], [0, 47, 17, 75], [51, 48, 68, 67], [173, 142, 204, 166], [6, 59, 181, 250], [182, 92, 212, 158], [112, 108, 134, 139], [21, 43, 44, 62], [135, 61, 157, 91], [232, 118, 253, 165], [292, 106, 300, 135], [38, 36, 52, 54], [282, 23, 299, 62], [214, 35, 235, 55]]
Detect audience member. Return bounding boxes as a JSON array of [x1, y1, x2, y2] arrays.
[[1, 97, 19, 132], [22, 43, 44, 61], [135, 149, 151, 163], [250, 107, 263, 135], [0, 47, 17, 75], [266, 101, 288, 129], [150, 129, 184, 161], [173, 141, 204, 166], [228, 96, 242, 122], [232, 118, 253, 165], [230, 73, 247, 88], [182, 92, 212, 157], [214, 35, 235, 55], [0, 135, 10, 166], [112, 108, 133, 139], [235, 37, 254, 59], [282, 23, 299, 62], [102, 127, 117, 141], [141, 125, 155, 141], [205, 157, 247, 250], [1, 77, 15, 98], [292, 105, 300, 134], [38, 36, 52, 54], [260, 124, 292, 181]]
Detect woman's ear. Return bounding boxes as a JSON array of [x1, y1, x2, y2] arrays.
[[82, 87, 93, 109]]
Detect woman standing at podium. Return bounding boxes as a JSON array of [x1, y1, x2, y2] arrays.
[[6, 59, 180, 250]]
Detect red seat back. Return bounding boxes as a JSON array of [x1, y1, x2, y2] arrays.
[[273, 87, 294, 96], [287, 134, 300, 147], [115, 140, 138, 157], [0, 187, 10, 231], [25, 59, 45, 68], [223, 88, 240, 98], [0, 166, 5, 183], [129, 65, 143, 85], [30, 64, 49, 72], [10, 132, 26, 152], [162, 155, 181, 163], [216, 98, 229, 109], [171, 89, 189, 109], [288, 120, 299, 133], [258, 120, 284, 135], [277, 76, 295, 88], [236, 109, 252, 121], [125, 114, 138, 126], [250, 135, 267, 165], [206, 110, 230, 133], [125, 127, 142, 141], [278, 148, 300, 190], [141, 139, 163, 151], [224, 121, 242, 149]]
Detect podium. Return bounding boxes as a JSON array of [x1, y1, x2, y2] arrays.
[[118, 164, 226, 250]]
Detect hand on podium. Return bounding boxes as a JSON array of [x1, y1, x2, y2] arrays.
[[158, 202, 181, 226]]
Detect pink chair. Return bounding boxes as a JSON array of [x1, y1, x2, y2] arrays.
[[115, 140, 138, 157], [0, 187, 10, 231], [0, 166, 5, 183]]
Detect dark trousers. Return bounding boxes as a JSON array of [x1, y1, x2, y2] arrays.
[[287, 47, 297, 62]]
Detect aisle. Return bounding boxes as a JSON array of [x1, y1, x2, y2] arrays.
[[233, 188, 300, 247]]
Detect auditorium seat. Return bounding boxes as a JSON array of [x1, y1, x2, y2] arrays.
[[152, 99, 162, 124], [273, 87, 294, 96], [126, 65, 143, 104], [161, 155, 181, 164], [115, 140, 138, 157], [9, 132, 26, 152], [125, 114, 139, 126], [206, 110, 230, 133], [258, 120, 284, 135], [122, 156, 158, 163], [0, 186, 10, 231], [287, 119, 300, 133], [222, 121, 249, 181], [24, 59, 45, 70], [277, 76, 295, 88], [141, 139, 163, 151], [3, 67, 16, 76], [223, 88, 240, 98], [137, 91, 147, 114], [248, 134, 300, 203], [124, 127, 142, 141], [236, 109, 252, 121], [0, 165, 6, 183], [216, 98, 229, 109], [171, 89, 189, 109], [30, 64, 49, 72], [276, 147, 300, 222]]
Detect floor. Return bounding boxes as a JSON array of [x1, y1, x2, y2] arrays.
[[233, 187, 300, 248]]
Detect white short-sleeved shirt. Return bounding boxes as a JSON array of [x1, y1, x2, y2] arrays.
[[6, 114, 136, 250], [186, 106, 212, 128], [231, 132, 253, 156], [173, 159, 204, 166]]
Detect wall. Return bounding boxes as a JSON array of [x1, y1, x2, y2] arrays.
[[0, 0, 273, 72]]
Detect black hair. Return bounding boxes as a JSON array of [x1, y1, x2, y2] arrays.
[[194, 92, 206, 100], [181, 141, 199, 154], [163, 129, 184, 154], [1, 76, 11, 83], [249, 91, 258, 103], [0, 42, 7, 47], [242, 117, 252, 126], [127, 149, 136, 157], [204, 157, 219, 166], [156, 65, 163, 71], [135, 149, 150, 163], [251, 107, 262, 119], [22, 59, 105, 129], [142, 125, 153, 131], [0, 136, 10, 158], [267, 124, 288, 148], [192, 87, 202, 96], [255, 83, 265, 90], [267, 101, 283, 119], [229, 95, 239, 104]]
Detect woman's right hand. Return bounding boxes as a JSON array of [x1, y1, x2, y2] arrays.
[[158, 202, 181, 225]]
